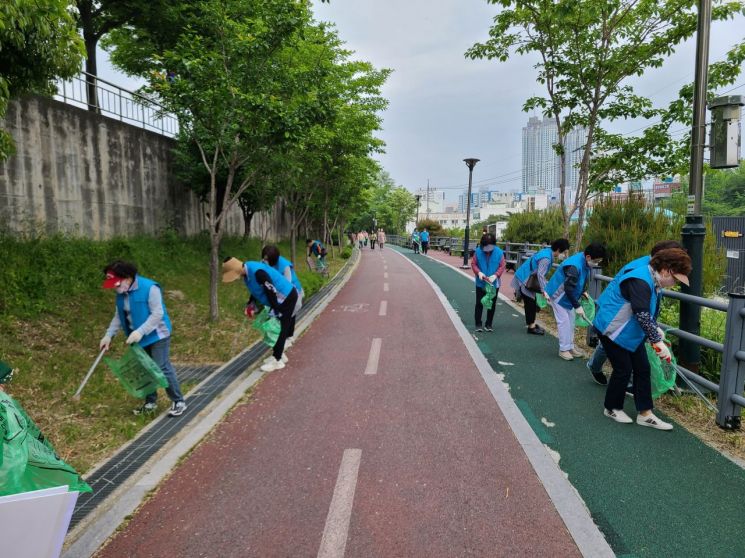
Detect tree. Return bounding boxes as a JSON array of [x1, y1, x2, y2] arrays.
[[0, 1, 83, 160], [467, 0, 745, 249]]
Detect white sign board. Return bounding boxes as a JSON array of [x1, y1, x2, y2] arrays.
[[727, 250, 740, 259]]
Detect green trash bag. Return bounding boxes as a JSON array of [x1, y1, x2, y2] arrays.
[[645, 338, 677, 399], [480, 283, 497, 310], [104, 344, 168, 398], [575, 294, 596, 327], [536, 293, 548, 309], [0, 391, 91, 496], [252, 308, 282, 347]]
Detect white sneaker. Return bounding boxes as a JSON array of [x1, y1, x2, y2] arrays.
[[636, 412, 673, 431], [604, 408, 633, 424], [264, 354, 288, 365], [569, 348, 583, 358], [558, 351, 574, 361], [261, 359, 285, 372]]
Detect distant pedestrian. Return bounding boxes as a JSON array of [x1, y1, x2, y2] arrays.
[[306, 239, 328, 270], [370, 231, 377, 250], [378, 229, 386, 250], [511, 238, 570, 336], [595, 248, 691, 431], [545, 243, 607, 361], [411, 230, 420, 254], [358, 231, 365, 249], [587, 239, 683, 386], [99, 261, 187, 417], [420, 228, 430, 254], [222, 257, 300, 372], [471, 234, 505, 332], [262, 244, 304, 350]]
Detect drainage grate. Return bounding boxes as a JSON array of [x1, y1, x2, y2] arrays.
[[69, 256, 354, 529], [174, 364, 220, 384]]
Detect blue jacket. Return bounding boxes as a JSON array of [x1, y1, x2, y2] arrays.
[[545, 252, 589, 310], [115, 275, 172, 348], [514, 247, 553, 285], [245, 262, 294, 307], [420, 231, 430, 242], [309, 240, 324, 257], [593, 264, 659, 351], [274, 255, 303, 295], [474, 246, 504, 289]]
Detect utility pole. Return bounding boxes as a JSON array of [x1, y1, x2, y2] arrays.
[[680, 0, 711, 371], [426, 179, 431, 220]]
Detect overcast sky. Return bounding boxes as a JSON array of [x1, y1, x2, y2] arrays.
[[98, 1, 745, 202]]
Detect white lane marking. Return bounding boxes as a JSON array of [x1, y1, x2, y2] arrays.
[[383, 282, 389, 292], [497, 361, 515, 366], [317, 449, 363, 558], [384, 272, 389, 279], [384, 265, 388, 271], [379, 300, 388, 316], [364, 338, 383, 375]]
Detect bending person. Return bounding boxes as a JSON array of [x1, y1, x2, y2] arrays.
[[262, 244, 304, 349], [594, 248, 691, 431]]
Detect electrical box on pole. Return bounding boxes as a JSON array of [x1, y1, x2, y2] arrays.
[[709, 95, 744, 169]]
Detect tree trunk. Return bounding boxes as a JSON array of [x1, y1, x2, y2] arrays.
[[84, 36, 99, 113], [209, 227, 222, 322], [290, 217, 297, 266], [241, 209, 254, 238]]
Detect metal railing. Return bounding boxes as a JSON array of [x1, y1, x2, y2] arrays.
[[54, 71, 178, 138], [390, 233, 745, 430]]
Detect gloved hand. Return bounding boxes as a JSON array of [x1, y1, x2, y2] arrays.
[[653, 341, 672, 363], [575, 306, 586, 319], [656, 326, 665, 340], [488, 274, 497, 283], [126, 330, 143, 345], [244, 301, 258, 318], [99, 335, 112, 352], [478, 272, 486, 281], [542, 291, 550, 301]]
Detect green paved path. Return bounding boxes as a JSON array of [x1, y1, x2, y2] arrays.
[[395, 246, 745, 558]]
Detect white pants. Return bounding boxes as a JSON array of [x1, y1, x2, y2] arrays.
[[551, 299, 576, 352]]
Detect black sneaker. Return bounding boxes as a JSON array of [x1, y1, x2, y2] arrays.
[[484, 326, 494, 332], [586, 362, 608, 385], [133, 402, 157, 416], [169, 401, 187, 417], [475, 326, 484, 332], [527, 326, 545, 335]]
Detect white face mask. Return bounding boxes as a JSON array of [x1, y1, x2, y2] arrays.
[[558, 252, 568, 261], [115, 279, 132, 294]]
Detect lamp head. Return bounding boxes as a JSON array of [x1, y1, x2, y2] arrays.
[[463, 158, 480, 170]]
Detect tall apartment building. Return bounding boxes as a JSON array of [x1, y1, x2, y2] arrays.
[[522, 116, 587, 201]]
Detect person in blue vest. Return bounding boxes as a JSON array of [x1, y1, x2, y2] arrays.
[[306, 239, 328, 269], [262, 244, 304, 351], [594, 248, 691, 430], [99, 261, 186, 417], [545, 242, 607, 361], [419, 228, 430, 254], [222, 256, 300, 373], [586, 240, 683, 386], [411, 230, 420, 253], [470, 234, 505, 332], [511, 238, 570, 336]]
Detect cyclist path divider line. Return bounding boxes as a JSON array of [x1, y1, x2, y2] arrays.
[[395, 244, 745, 558], [95, 247, 584, 558]]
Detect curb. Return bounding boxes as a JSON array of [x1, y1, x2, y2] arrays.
[[62, 249, 361, 558]]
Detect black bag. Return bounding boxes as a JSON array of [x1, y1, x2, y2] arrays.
[[525, 272, 542, 293]]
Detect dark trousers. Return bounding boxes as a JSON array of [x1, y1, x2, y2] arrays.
[[422, 241, 429, 254], [524, 293, 538, 325], [273, 290, 299, 360], [601, 334, 653, 413], [371, 239, 376, 249], [475, 286, 497, 327]]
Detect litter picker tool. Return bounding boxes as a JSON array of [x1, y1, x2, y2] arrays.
[[73, 349, 106, 400]]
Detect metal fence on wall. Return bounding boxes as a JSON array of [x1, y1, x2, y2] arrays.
[[712, 217, 745, 294], [55, 71, 178, 138]]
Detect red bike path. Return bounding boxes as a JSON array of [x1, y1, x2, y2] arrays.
[[96, 248, 583, 557]]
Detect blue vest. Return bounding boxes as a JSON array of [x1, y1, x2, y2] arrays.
[[514, 247, 553, 285], [545, 252, 589, 310], [310, 240, 324, 257], [245, 261, 294, 307], [115, 275, 172, 348], [474, 246, 504, 288], [420, 231, 430, 242], [275, 256, 303, 295], [593, 265, 659, 351]]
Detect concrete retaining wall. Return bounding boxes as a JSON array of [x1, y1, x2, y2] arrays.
[[0, 96, 288, 240]]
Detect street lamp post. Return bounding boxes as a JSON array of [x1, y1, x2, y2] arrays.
[[680, 0, 711, 371], [461, 158, 480, 269], [415, 194, 422, 227]]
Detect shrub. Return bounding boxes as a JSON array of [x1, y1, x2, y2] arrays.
[[502, 208, 564, 244]]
